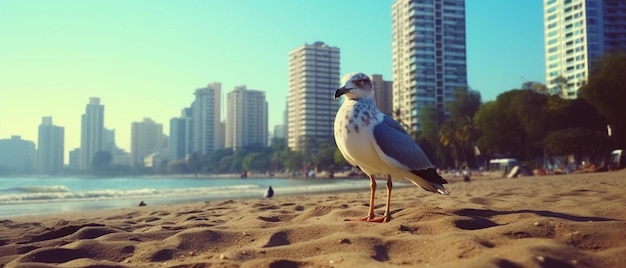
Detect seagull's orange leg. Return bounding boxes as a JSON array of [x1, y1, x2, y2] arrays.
[[346, 174, 377, 221], [368, 175, 392, 223]]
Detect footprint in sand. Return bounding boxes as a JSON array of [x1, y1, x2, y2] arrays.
[[263, 231, 290, 247], [268, 259, 301, 268], [399, 224, 419, 234], [17, 245, 38, 254], [16, 248, 90, 264], [149, 211, 170, 216], [26, 224, 104, 243], [257, 216, 281, 222], [372, 244, 390, 262], [150, 248, 174, 262], [453, 217, 499, 230], [469, 197, 493, 206], [137, 216, 160, 223], [253, 204, 281, 211], [176, 209, 205, 216]]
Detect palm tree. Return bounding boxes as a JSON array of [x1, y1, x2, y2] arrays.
[[439, 116, 479, 169], [439, 121, 459, 168], [455, 116, 479, 167]]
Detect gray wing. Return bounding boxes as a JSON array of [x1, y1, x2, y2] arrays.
[[372, 115, 434, 170]]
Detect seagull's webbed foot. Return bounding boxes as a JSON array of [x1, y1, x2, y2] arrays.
[[344, 213, 390, 222], [344, 214, 375, 222], [344, 175, 391, 223], [366, 215, 391, 223]]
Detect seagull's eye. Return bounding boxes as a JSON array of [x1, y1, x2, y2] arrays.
[[356, 79, 364, 84]]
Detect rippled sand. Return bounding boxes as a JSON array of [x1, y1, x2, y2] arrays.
[[1, 170, 625, 267]]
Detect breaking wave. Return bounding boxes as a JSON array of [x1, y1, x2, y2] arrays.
[[0, 184, 262, 205]]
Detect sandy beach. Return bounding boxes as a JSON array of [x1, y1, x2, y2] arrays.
[[1, 170, 625, 268]]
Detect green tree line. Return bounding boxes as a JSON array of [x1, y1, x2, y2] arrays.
[[416, 51, 625, 169], [163, 137, 347, 176]]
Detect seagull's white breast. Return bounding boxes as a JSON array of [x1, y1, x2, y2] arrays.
[[334, 99, 386, 175]]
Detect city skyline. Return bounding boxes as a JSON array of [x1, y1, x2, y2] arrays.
[[0, 0, 545, 160]]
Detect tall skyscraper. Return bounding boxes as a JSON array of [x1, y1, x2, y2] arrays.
[[544, 0, 626, 98], [392, 0, 467, 131], [131, 118, 164, 166], [169, 107, 192, 161], [225, 85, 268, 149], [371, 74, 394, 116], [192, 83, 222, 155], [37, 117, 64, 174], [287, 41, 341, 151], [79, 97, 104, 170]]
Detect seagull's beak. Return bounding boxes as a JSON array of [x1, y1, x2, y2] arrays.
[[334, 87, 350, 99]]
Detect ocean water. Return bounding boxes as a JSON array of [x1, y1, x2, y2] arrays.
[[0, 176, 373, 218]]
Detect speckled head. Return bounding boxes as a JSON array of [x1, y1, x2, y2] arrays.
[[334, 72, 374, 100]]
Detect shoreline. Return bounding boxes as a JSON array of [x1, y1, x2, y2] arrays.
[[1, 170, 625, 267], [0, 172, 497, 219], [0, 176, 375, 219]]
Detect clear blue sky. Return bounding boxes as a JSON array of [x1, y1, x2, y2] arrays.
[[0, 0, 545, 160]]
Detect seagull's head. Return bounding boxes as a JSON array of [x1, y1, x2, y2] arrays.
[[334, 72, 374, 100]]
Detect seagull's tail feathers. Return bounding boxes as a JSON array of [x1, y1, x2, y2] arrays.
[[408, 168, 449, 195]]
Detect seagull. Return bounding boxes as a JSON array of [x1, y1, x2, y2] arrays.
[[333, 72, 448, 223]]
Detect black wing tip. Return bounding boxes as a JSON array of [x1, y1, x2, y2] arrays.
[[411, 168, 448, 185]]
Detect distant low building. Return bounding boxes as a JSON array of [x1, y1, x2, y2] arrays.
[[131, 118, 164, 167], [273, 125, 286, 139], [68, 148, 80, 170], [111, 148, 131, 166], [0, 135, 36, 174], [371, 74, 393, 116], [144, 153, 164, 169]]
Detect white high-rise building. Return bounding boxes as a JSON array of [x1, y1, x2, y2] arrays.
[[225, 85, 268, 149], [287, 41, 340, 151], [79, 97, 104, 170], [392, 0, 467, 131], [131, 118, 164, 166], [544, 0, 626, 98], [192, 83, 222, 156], [37, 116, 64, 174]]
